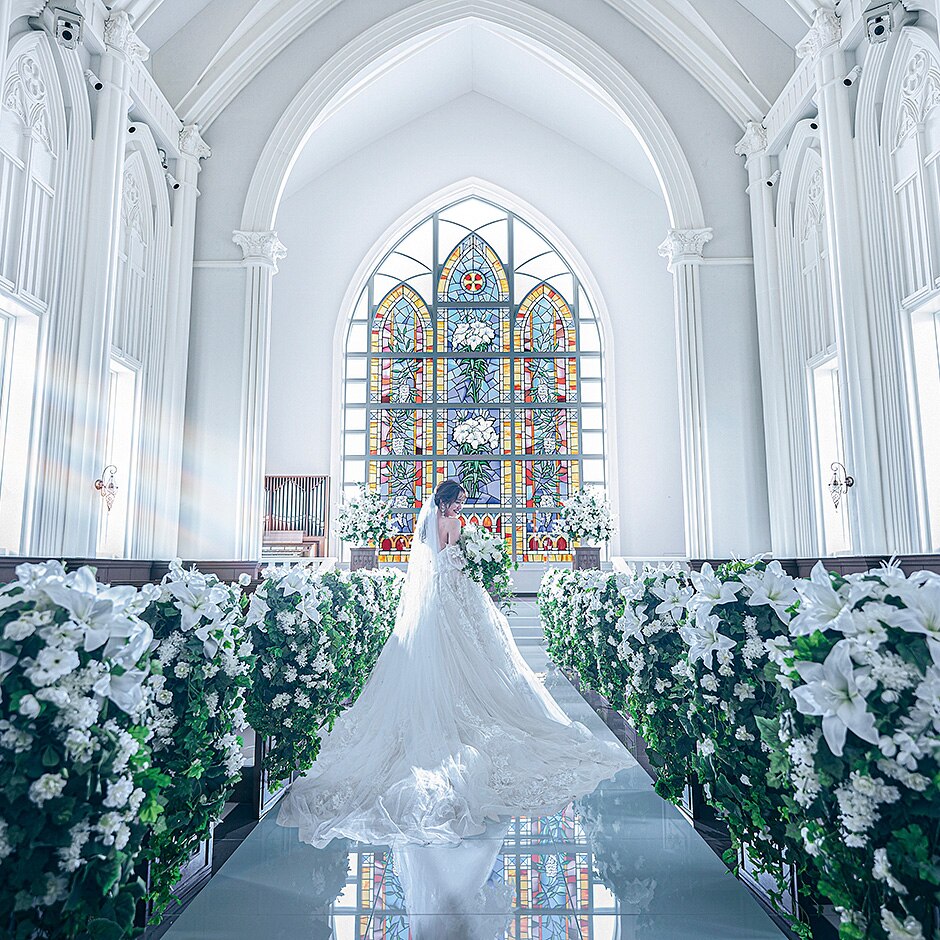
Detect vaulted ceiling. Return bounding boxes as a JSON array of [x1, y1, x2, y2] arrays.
[[107, 0, 819, 129]]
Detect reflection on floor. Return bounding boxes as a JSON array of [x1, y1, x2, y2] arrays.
[[163, 602, 787, 939]]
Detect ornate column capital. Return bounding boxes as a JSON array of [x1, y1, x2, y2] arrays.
[[103, 12, 150, 63], [658, 228, 714, 272], [233, 231, 287, 273], [735, 121, 768, 162], [180, 124, 211, 161], [796, 9, 842, 62]]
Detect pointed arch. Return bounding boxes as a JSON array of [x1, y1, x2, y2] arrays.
[[515, 283, 575, 354], [241, 2, 704, 233], [372, 283, 432, 353], [438, 234, 509, 303]]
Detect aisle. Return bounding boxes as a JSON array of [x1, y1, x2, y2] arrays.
[[164, 602, 787, 939]]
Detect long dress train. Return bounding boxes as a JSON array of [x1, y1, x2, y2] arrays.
[[277, 508, 629, 847]]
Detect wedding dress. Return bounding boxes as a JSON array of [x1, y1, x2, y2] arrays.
[[278, 502, 629, 848]]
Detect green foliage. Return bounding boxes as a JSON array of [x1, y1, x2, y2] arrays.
[[245, 565, 402, 786], [0, 563, 166, 939], [138, 564, 254, 919]]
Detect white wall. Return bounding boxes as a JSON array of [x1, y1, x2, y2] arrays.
[[268, 93, 685, 556]]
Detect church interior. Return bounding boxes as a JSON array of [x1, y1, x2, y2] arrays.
[[1, 1, 939, 938]]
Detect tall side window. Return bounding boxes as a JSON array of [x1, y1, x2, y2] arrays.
[[0, 40, 63, 552], [911, 310, 940, 549], [96, 361, 138, 558], [343, 197, 608, 563], [809, 357, 851, 556]]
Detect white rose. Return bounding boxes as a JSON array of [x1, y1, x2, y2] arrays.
[[18, 694, 41, 719]]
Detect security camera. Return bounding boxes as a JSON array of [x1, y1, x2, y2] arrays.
[[765, 170, 781, 188], [843, 65, 862, 87], [165, 171, 180, 191], [53, 9, 83, 49], [83, 69, 102, 91], [157, 149, 168, 170]]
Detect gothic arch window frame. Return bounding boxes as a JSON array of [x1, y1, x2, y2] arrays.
[[342, 195, 609, 563]]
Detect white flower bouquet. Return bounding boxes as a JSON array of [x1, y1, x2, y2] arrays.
[[336, 486, 394, 547], [0, 562, 165, 940], [139, 560, 253, 916], [457, 524, 517, 608], [245, 564, 401, 786], [559, 487, 615, 546], [779, 562, 940, 940]]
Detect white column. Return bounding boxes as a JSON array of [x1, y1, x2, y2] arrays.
[[232, 231, 287, 560], [58, 12, 148, 554], [798, 10, 888, 553], [153, 124, 211, 556], [735, 122, 799, 556], [659, 228, 714, 559]]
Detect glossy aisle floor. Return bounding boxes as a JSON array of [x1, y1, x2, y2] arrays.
[[164, 602, 787, 939]]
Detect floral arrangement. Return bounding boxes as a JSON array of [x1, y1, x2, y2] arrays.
[[559, 487, 614, 546], [457, 524, 517, 608], [336, 486, 394, 547], [139, 562, 253, 917], [610, 565, 696, 801], [538, 558, 940, 936], [778, 563, 940, 940], [680, 560, 811, 923], [246, 565, 401, 786], [0, 562, 166, 940]]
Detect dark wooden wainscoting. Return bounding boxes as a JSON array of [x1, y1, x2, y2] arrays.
[[691, 554, 940, 576], [0, 558, 260, 587]]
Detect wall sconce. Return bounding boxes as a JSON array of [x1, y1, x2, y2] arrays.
[[95, 465, 118, 511], [829, 461, 854, 510]]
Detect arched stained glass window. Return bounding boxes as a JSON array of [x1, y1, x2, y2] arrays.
[[343, 196, 608, 563]]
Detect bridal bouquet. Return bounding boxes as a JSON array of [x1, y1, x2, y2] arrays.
[[336, 486, 393, 546], [560, 487, 614, 546], [458, 524, 516, 608]]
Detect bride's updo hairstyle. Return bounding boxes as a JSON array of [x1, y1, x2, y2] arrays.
[[434, 479, 466, 513]]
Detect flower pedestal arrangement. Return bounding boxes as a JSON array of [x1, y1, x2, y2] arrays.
[[349, 547, 379, 572], [573, 546, 601, 570], [336, 486, 393, 572], [560, 487, 615, 571]]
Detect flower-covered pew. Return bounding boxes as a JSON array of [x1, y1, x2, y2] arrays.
[[245, 564, 402, 789], [0, 562, 166, 940], [138, 562, 254, 918], [538, 559, 940, 940]]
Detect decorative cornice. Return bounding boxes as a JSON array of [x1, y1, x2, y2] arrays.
[[233, 231, 287, 272], [734, 121, 768, 161], [180, 124, 212, 161], [103, 12, 150, 63], [796, 9, 842, 63], [658, 228, 714, 271]]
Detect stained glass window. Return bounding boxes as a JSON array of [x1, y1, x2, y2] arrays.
[[343, 197, 607, 562]]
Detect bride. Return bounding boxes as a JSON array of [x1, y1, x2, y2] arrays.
[[278, 479, 629, 847]]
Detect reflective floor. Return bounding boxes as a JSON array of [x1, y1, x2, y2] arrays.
[[164, 603, 787, 939]]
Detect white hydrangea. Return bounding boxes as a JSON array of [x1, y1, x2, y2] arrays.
[[28, 773, 67, 806]]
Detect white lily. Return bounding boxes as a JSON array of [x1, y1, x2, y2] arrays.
[[887, 579, 940, 643], [679, 608, 736, 670], [740, 561, 799, 623], [688, 563, 741, 616], [651, 578, 693, 623], [790, 641, 879, 756], [790, 561, 856, 636], [93, 668, 149, 715], [43, 570, 122, 652]]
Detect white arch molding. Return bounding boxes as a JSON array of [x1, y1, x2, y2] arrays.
[[240, 0, 705, 232], [234, 0, 713, 558], [326, 178, 623, 561]]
